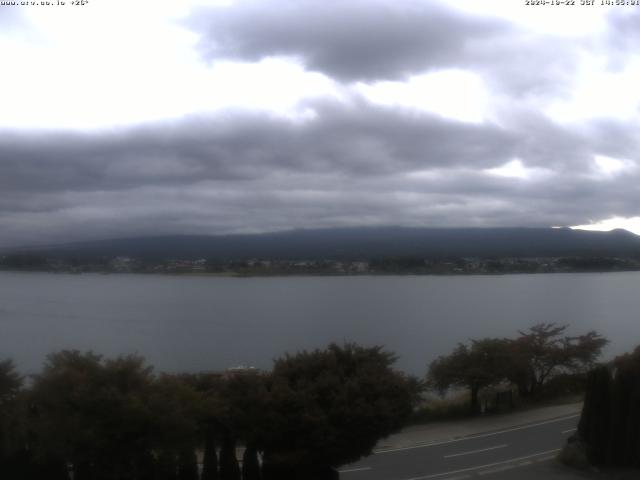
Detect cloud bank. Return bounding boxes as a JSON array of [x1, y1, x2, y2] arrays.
[[1, 0, 639, 245]]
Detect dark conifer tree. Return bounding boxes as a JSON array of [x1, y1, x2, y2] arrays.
[[260, 460, 294, 480], [608, 349, 640, 467], [575, 346, 640, 468], [219, 435, 240, 480], [578, 365, 611, 465], [135, 451, 157, 480], [241, 444, 260, 480], [201, 430, 219, 480], [35, 456, 70, 480], [156, 450, 178, 480], [177, 448, 199, 480]]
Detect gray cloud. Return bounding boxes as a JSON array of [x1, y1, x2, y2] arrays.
[[0, 6, 20, 24], [0, 101, 518, 194], [1, 96, 639, 246], [187, 0, 585, 102], [1, 2, 639, 246], [607, 10, 640, 53], [188, 0, 508, 82]]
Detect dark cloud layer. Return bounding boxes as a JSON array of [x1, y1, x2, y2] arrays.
[[188, 0, 583, 101], [608, 10, 640, 51], [0, 7, 21, 24], [1, 1, 639, 245], [189, 0, 507, 82], [0, 101, 518, 194], [1, 96, 639, 246]]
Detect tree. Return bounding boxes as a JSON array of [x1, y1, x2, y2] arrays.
[[574, 345, 640, 468], [29, 351, 107, 479], [219, 435, 241, 480], [177, 448, 199, 480], [0, 359, 26, 478], [147, 374, 202, 480], [214, 371, 268, 480], [29, 350, 201, 480], [201, 429, 219, 480], [428, 338, 511, 414], [508, 323, 608, 397], [260, 343, 418, 479], [577, 365, 611, 465], [178, 372, 224, 480], [0, 360, 22, 405], [242, 445, 261, 480], [607, 346, 640, 467]]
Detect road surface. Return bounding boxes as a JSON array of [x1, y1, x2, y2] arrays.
[[340, 414, 579, 480]]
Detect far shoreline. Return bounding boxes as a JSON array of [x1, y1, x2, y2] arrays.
[[2, 268, 640, 278]]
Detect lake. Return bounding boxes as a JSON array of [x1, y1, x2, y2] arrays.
[[1, 271, 638, 376]]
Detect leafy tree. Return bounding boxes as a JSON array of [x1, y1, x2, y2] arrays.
[[177, 372, 225, 480], [428, 338, 511, 414], [29, 351, 201, 480], [508, 323, 607, 397], [0, 360, 22, 405], [0, 359, 27, 478], [429, 325, 608, 410], [216, 372, 268, 480], [29, 351, 106, 479], [260, 343, 418, 479], [216, 371, 270, 451], [149, 374, 201, 458]]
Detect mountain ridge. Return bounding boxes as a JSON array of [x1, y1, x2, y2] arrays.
[[3, 227, 640, 261]]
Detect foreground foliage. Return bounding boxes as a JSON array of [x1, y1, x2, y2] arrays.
[[427, 323, 607, 413], [577, 345, 640, 468], [0, 344, 417, 480], [260, 344, 419, 478]]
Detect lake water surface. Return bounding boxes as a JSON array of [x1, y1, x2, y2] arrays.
[[1, 271, 638, 375]]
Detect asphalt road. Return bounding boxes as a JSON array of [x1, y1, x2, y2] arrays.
[[339, 414, 580, 480]]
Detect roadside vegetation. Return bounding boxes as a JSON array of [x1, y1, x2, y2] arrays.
[[424, 323, 608, 416], [0, 324, 616, 479], [0, 344, 418, 480], [561, 345, 640, 470]]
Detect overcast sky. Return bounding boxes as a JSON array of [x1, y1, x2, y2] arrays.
[[1, 0, 640, 246]]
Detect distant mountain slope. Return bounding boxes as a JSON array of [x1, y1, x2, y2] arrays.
[[5, 227, 640, 261]]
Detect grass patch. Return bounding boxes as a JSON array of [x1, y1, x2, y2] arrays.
[[408, 391, 472, 424]]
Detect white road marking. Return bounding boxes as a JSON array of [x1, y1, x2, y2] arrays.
[[338, 466, 372, 474], [562, 428, 577, 434], [402, 448, 561, 480], [443, 444, 508, 459], [376, 414, 579, 454], [478, 464, 516, 475], [535, 455, 557, 463]]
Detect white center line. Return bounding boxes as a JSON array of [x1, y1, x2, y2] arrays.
[[562, 428, 577, 434], [403, 448, 561, 480], [444, 444, 508, 459], [478, 464, 516, 476], [375, 414, 579, 454], [338, 466, 372, 474]]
